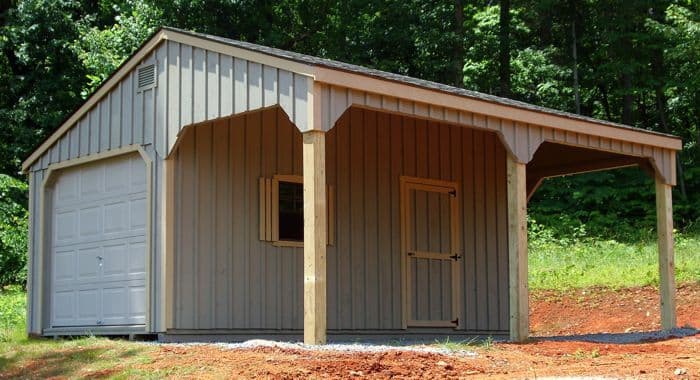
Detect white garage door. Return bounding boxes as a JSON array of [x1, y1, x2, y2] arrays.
[[50, 153, 148, 327]]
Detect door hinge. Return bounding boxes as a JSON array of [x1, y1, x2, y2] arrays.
[[449, 254, 462, 261], [407, 251, 415, 257]]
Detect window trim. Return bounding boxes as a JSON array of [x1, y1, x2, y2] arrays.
[[272, 175, 304, 247], [259, 174, 335, 248]]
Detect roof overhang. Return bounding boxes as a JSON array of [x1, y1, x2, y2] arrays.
[[22, 27, 682, 173]]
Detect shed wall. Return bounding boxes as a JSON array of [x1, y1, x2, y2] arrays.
[[26, 40, 310, 334], [172, 107, 509, 332]]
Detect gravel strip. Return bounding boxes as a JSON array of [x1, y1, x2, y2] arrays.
[[162, 339, 478, 357]]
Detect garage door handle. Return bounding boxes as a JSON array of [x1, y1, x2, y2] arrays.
[[97, 256, 103, 260]]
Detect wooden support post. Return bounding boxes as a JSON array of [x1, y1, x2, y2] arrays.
[[507, 155, 528, 342], [656, 179, 676, 330], [302, 130, 327, 345], [163, 158, 175, 331]]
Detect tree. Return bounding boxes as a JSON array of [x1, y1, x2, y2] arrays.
[[498, 0, 511, 97]]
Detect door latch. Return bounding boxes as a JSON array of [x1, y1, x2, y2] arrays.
[[449, 254, 462, 261], [448, 189, 457, 197], [451, 317, 459, 325]]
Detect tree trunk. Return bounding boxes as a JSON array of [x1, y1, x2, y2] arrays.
[[453, 0, 464, 88], [572, 20, 581, 114], [498, 0, 511, 98], [599, 85, 613, 121], [622, 72, 633, 125]]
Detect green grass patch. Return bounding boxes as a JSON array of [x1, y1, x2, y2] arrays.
[[0, 285, 26, 342], [529, 226, 700, 290], [0, 288, 175, 378]]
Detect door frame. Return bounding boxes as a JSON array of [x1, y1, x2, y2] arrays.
[[400, 176, 462, 329], [38, 145, 153, 334]]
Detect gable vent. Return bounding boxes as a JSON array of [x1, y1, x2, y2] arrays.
[[137, 63, 157, 92]]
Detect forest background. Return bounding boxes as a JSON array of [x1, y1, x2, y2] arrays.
[[1, 0, 699, 286]]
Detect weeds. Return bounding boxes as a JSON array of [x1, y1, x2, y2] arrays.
[[529, 221, 700, 290], [435, 336, 494, 351], [0, 285, 25, 342]]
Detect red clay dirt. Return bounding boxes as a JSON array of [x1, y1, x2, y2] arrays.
[[139, 284, 700, 379]]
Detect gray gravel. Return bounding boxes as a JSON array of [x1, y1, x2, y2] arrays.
[[161, 339, 478, 357]]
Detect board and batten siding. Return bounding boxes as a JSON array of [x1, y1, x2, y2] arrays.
[[172, 107, 304, 330], [26, 40, 313, 335], [318, 84, 677, 186], [29, 40, 311, 172], [172, 107, 508, 333]]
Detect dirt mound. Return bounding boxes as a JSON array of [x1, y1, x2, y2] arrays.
[[139, 284, 699, 378]]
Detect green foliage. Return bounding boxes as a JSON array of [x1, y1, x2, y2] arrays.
[[528, 219, 700, 290], [0, 175, 28, 287], [0, 0, 94, 176], [0, 286, 26, 342], [529, 167, 658, 241], [0, 0, 699, 287], [71, 0, 164, 96]]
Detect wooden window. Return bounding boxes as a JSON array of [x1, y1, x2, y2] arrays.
[[260, 175, 335, 247]]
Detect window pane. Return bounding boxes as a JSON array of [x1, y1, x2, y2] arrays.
[[279, 181, 303, 242]]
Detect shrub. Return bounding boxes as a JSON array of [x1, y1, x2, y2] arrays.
[[0, 174, 28, 287]]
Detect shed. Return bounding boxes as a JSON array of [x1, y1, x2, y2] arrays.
[[23, 27, 682, 343]]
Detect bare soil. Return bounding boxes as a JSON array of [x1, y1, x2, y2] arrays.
[[136, 283, 700, 379]]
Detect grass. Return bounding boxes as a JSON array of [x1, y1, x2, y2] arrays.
[[528, 231, 700, 290], [0, 287, 192, 378], [0, 231, 699, 377], [0, 286, 26, 342], [434, 335, 495, 352]]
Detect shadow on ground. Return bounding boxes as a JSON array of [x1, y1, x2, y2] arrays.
[[533, 327, 699, 344], [0, 344, 145, 379]]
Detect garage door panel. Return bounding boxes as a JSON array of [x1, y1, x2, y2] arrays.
[[54, 249, 76, 283], [56, 171, 78, 203], [128, 241, 147, 275], [55, 210, 77, 242], [102, 243, 128, 279], [102, 287, 127, 321], [79, 164, 103, 198], [104, 159, 130, 194], [53, 290, 76, 324], [130, 156, 147, 192], [50, 153, 147, 328], [79, 206, 103, 238], [130, 198, 147, 231], [77, 289, 99, 320], [128, 285, 147, 322], [102, 283, 146, 325], [77, 247, 100, 281], [104, 201, 129, 234]]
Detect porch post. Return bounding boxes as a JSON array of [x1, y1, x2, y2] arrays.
[[507, 154, 528, 342], [302, 130, 327, 345], [655, 178, 676, 330]]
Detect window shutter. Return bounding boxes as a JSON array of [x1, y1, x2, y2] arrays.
[[259, 177, 273, 241]]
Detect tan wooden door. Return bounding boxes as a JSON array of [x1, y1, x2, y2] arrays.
[[401, 176, 461, 328]]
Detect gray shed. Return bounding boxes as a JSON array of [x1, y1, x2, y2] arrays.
[[23, 27, 682, 344]]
